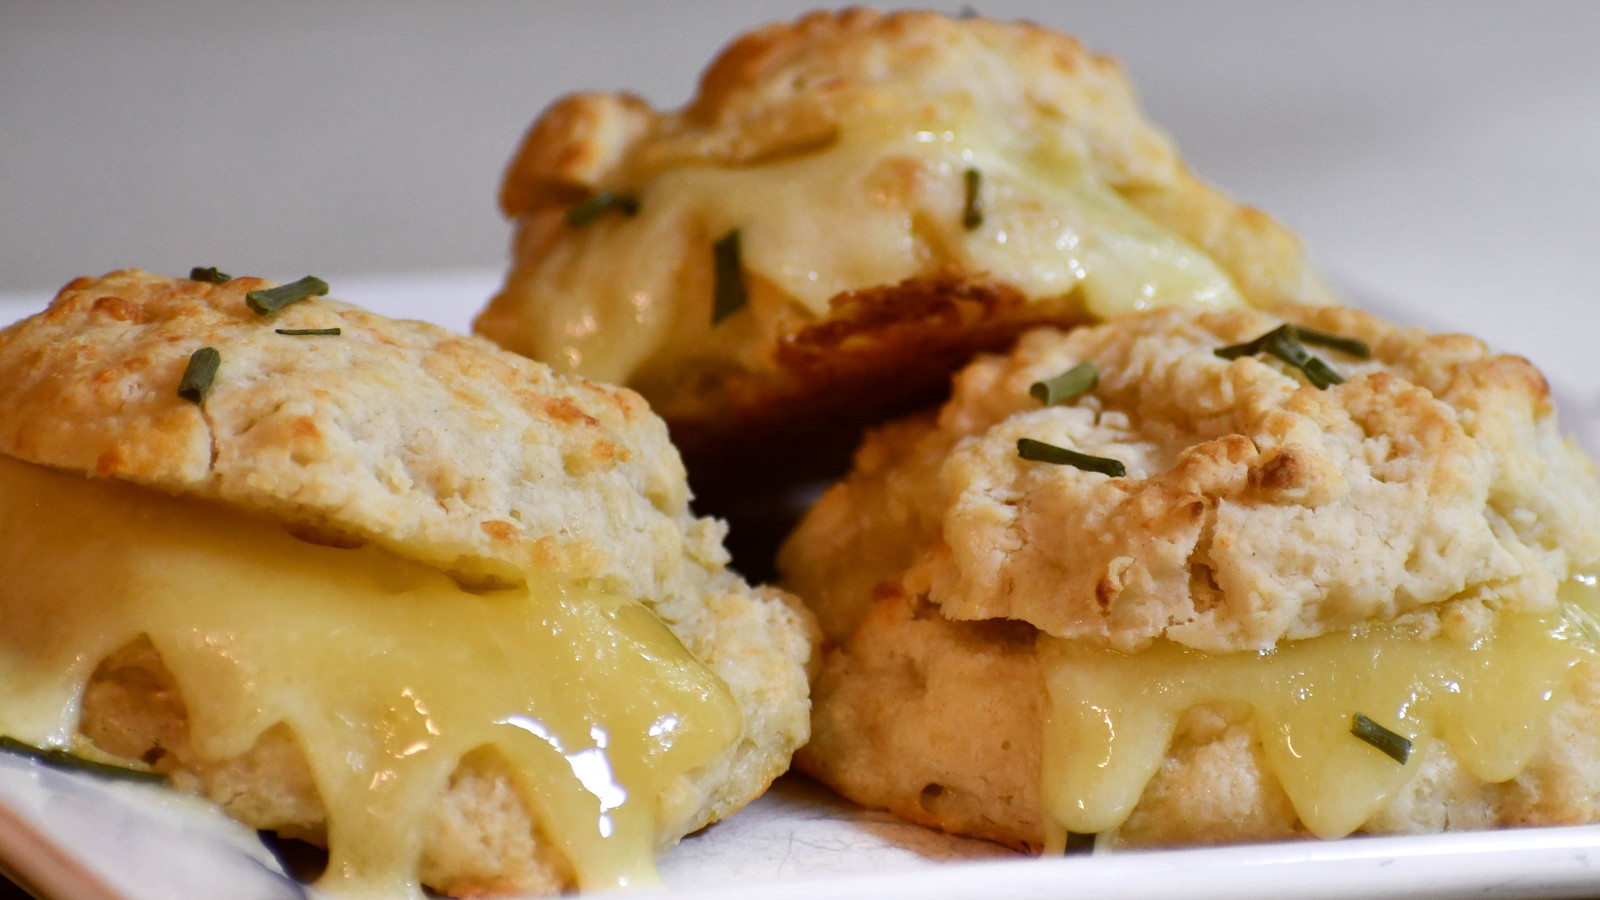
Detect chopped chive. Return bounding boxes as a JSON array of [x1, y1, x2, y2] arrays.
[[1030, 362, 1099, 406], [1262, 330, 1343, 389], [274, 327, 341, 336], [566, 190, 640, 227], [962, 167, 983, 230], [1213, 328, 1277, 361], [0, 736, 168, 786], [1215, 324, 1345, 389], [188, 266, 232, 284], [177, 346, 221, 404], [1350, 713, 1412, 764], [245, 276, 328, 315], [1214, 324, 1306, 361], [711, 228, 747, 325], [1016, 438, 1126, 477], [1289, 325, 1370, 359]]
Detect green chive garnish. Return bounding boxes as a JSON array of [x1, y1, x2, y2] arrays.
[[1290, 325, 1370, 359], [566, 190, 640, 226], [245, 276, 329, 315], [962, 168, 983, 230], [1215, 324, 1347, 389], [1350, 713, 1412, 764], [711, 228, 747, 325], [274, 327, 341, 336], [1030, 362, 1099, 406], [1263, 329, 1343, 389], [1016, 438, 1126, 477], [1214, 324, 1287, 360], [189, 266, 231, 284], [0, 736, 168, 786], [178, 346, 221, 404]]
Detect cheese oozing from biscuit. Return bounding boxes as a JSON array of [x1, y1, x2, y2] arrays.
[[0, 454, 740, 898], [1037, 583, 1600, 846], [514, 119, 1243, 386]]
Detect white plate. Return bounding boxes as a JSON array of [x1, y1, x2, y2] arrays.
[[4, 273, 1600, 900], [8, 752, 1600, 900]]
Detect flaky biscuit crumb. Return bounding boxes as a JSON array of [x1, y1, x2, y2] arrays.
[[797, 588, 1600, 852], [1, 269, 816, 897], [785, 305, 1600, 652], [787, 303, 1600, 851]]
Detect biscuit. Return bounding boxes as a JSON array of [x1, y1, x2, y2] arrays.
[[784, 305, 1600, 651], [0, 270, 817, 897], [800, 591, 1600, 851], [478, 9, 1335, 475], [3, 269, 699, 596], [782, 304, 1600, 849]]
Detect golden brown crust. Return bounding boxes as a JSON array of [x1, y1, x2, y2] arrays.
[[782, 305, 1600, 652], [500, 92, 655, 218], [0, 269, 681, 593], [679, 272, 1083, 481], [479, 9, 1335, 478], [634, 9, 1169, 183]]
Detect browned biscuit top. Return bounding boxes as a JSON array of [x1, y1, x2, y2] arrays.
[[479, 9, 1334, 465], [782, 304, 1600, 652], [0, 269, 715, 595], [503, 9, 1161, 202]]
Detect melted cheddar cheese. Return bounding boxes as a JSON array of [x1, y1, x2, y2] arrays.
[[0, 454, 741, 898], [1038, 581, 1600, 847], [515, 121, 1243, 387]]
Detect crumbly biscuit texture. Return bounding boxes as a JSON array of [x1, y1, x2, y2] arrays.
[[479, 9, 1334, 459], [782, 305, 1600, 652], [797, 589, 1600, 852], [493, 8, 1326, 303], [81, 589, 817, 899], [1, 269, 696, 594], [0, 270, 817, 897]]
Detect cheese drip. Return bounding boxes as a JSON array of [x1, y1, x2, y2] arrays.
[[511, 121, 1242, 386], [1038, 586, 1600, 848], [0, 454, 741, 899]]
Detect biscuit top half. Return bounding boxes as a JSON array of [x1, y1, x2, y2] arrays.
[[0, 270, 724, 599], [479, 8, 1334, 440], [781, 305, 1600, 653]]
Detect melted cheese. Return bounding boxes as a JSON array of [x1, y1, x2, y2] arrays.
[[514, 121, 1243, 387], [0, 454, 741, 899], [1038, 584, 1600, 849]]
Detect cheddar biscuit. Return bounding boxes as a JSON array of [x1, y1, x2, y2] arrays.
[[800, 590, 1600, 851], [477, 9, 1336, 472], [0, 270, 816, 897], [781, 304, 1600, 849]]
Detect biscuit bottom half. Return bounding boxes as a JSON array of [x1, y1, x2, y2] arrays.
[[799, 585, 1600, 852], [0, 453, 805, 899]]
